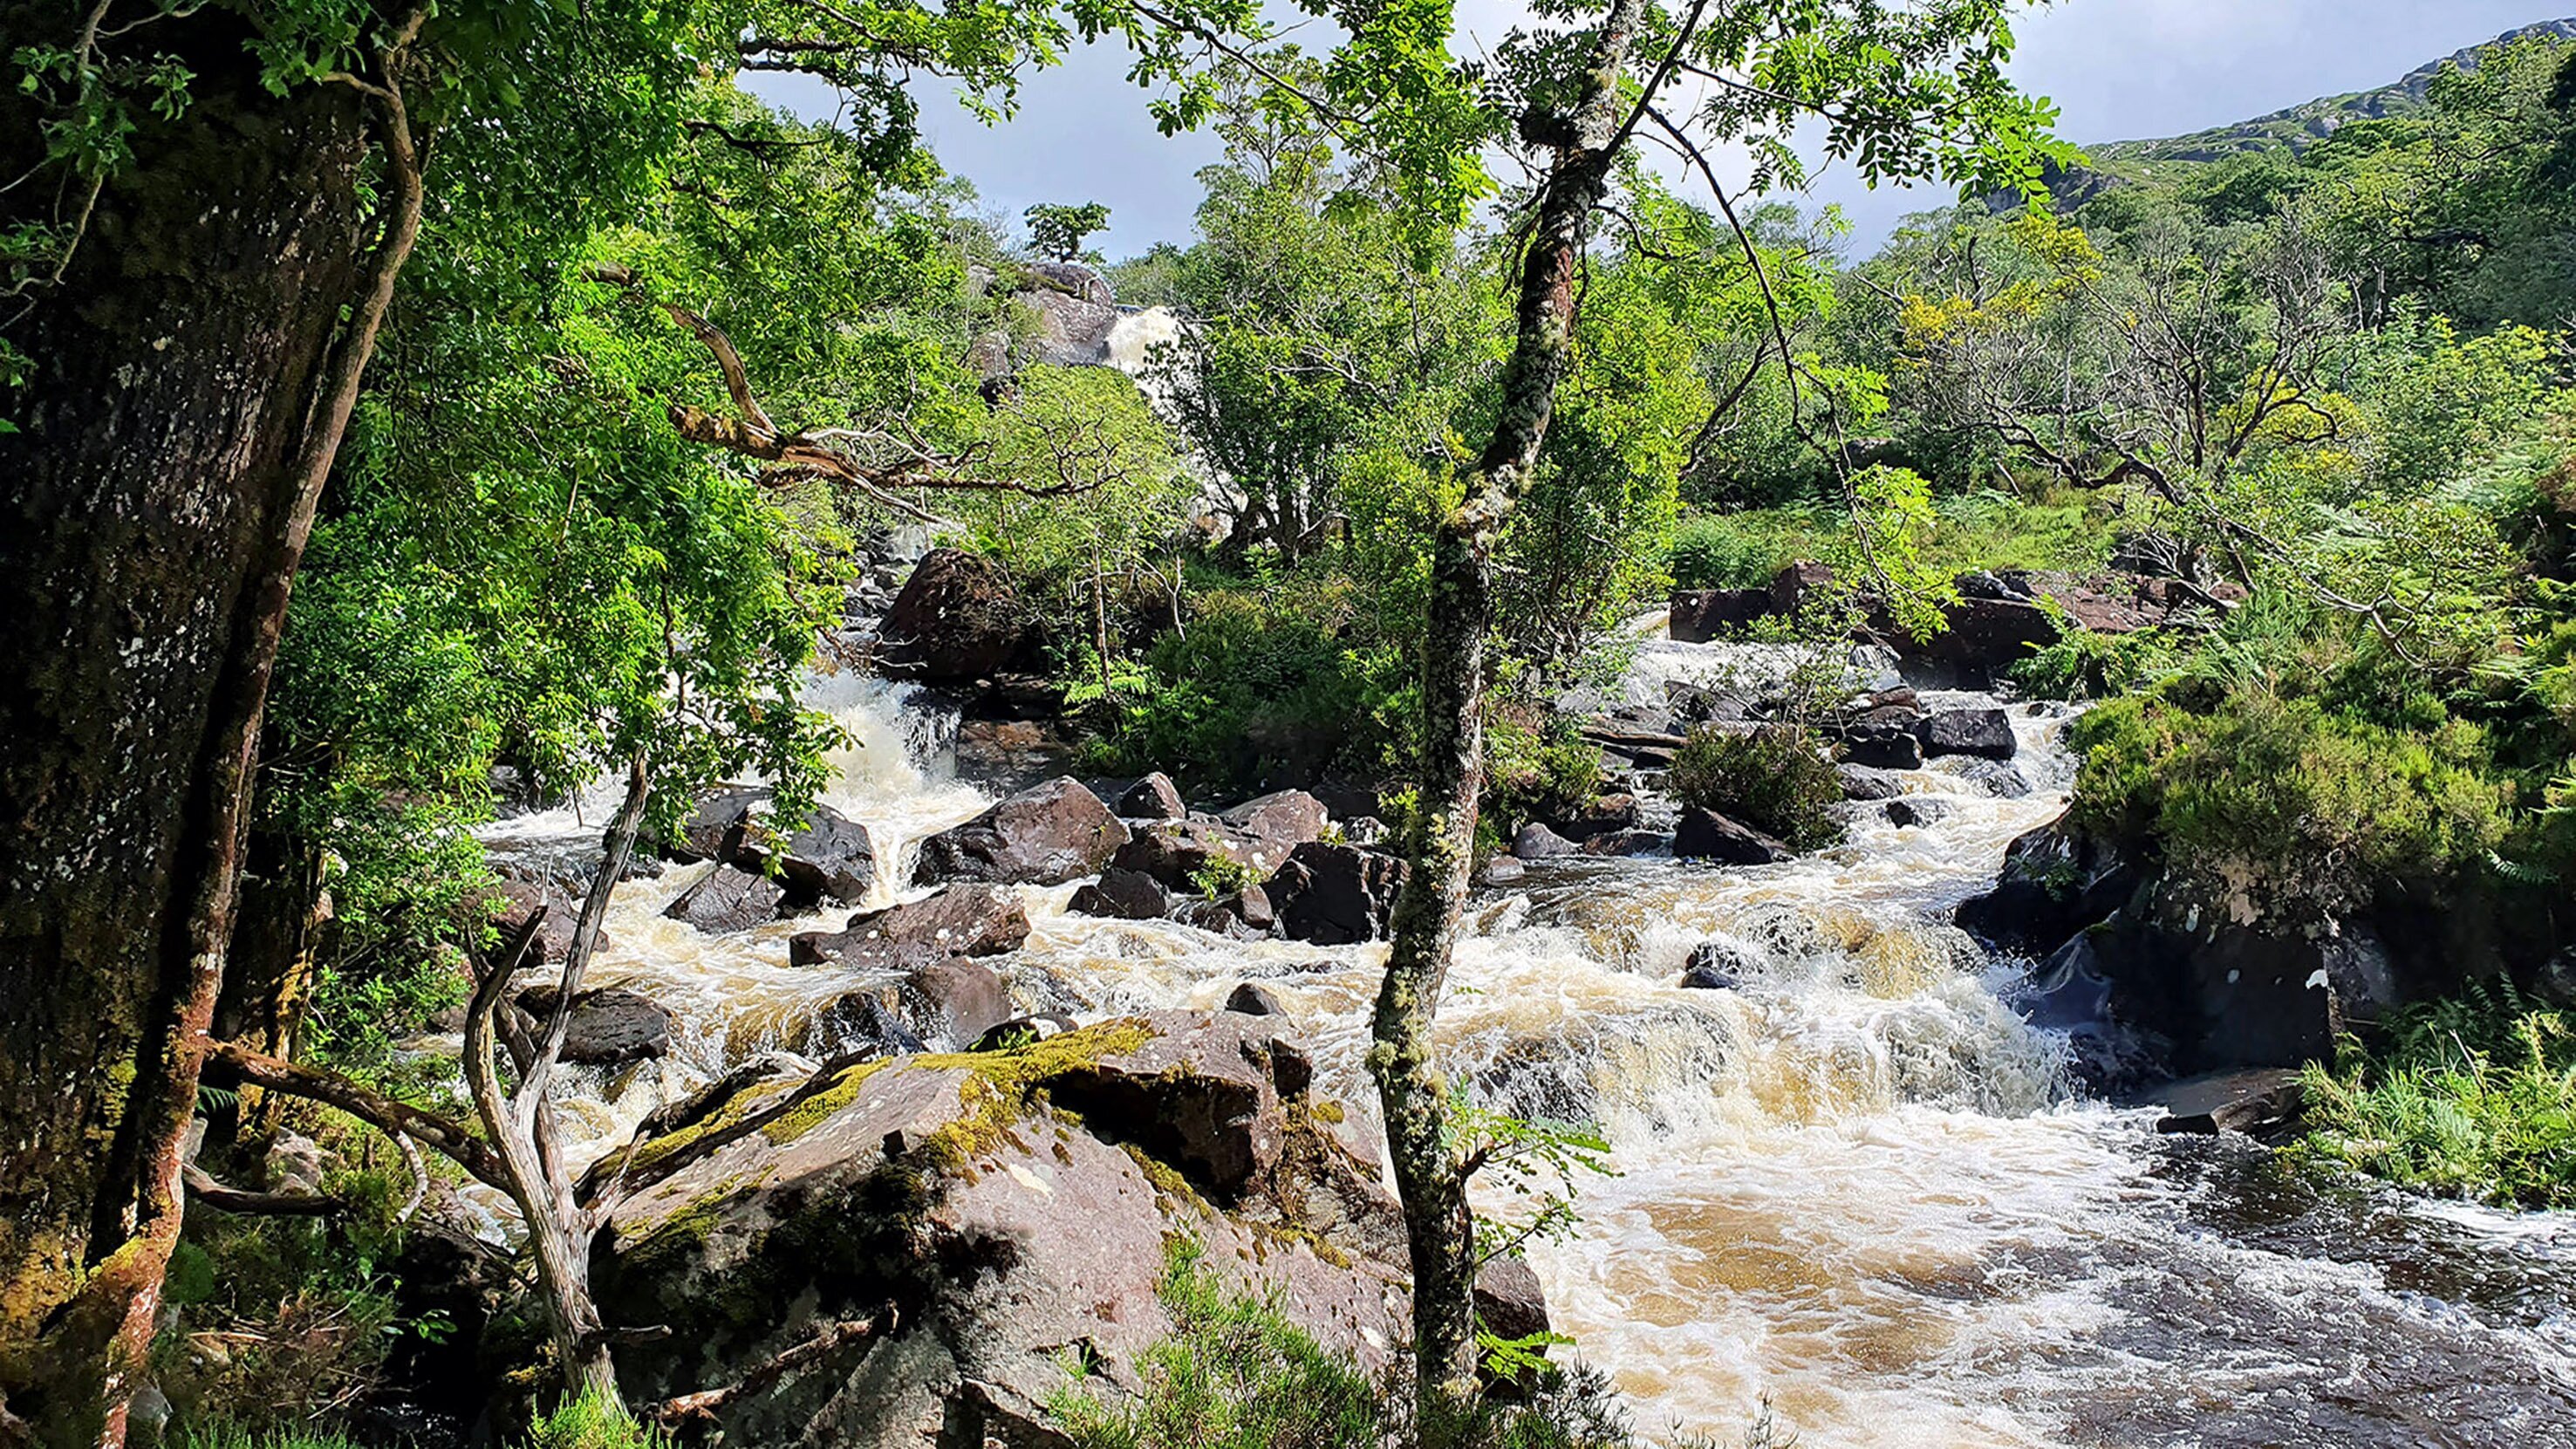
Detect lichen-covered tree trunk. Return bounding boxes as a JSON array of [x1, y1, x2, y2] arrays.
[[0, 10, 415, 1439], [1367, 0, 1645, 1437]]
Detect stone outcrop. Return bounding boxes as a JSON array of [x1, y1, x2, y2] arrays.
[[1667, 588, 1774, 644], [1115, 772, 1186, 821], [513, 986, 673, 1067], [1067, 865, 1172, 922], [789, 885, 1033, 969], [879, 548, 1029, 682], [663, 865, 788, 935], [1671, 809, 1793, 865], [1917, 707, 2017, 761], [1219, 789, 1330, 851], [1266, 843, 1407, 946], [913, 776, 1129, 886], [592, 1013, 1528, 1446], [818, 958, 1015, 1055], [653, 787, 879, 930]]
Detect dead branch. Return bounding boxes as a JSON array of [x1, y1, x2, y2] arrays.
[[649, 1314, 889, 1428], [180, 1164, 344, 1218]]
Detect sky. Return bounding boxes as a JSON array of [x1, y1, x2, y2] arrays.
[[747, 1, 2574, 261]]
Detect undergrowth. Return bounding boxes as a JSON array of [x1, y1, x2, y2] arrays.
[[1667, 727, 1845, 851]]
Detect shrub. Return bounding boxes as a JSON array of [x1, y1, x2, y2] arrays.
[[1665, 726, 1845, 851], [526, 1390, 672, 1449], [2292, 981, 2576, 1208], [1485, 714, 1605, 836]]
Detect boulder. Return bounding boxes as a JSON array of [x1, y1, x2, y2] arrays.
[[969, 1013, 1079, 1052], [913, 776, 1129, 886], [1116, 772, 1187, 821], [663, 865, 788, 935], [789, 885, 1032, 968], [2084, 891, 2401, 1075], [1669, 588, 1776, 643], [654, 786, 877, 906], [1068, 865, 1172, 922], [659, 784, 772, 863], [1885, 798, 1954, 830], [1835, 764, 1905, 802], [596, 1013, 1430, 1446], [1664, 680, 1757, 724], [1108, 818, 1262, 892], [487, 877, 602, 964], [1546, 794, 1642, 843], [1952, 758, 2033, 798], [1917, 707, 2017, 761], [1268, 843, 1408, 946], [1478, 856, 1528, 886], [2145, 1069, 2306, 1138], [1225, 981, 1287, 1017], [821, 958, 1015, 1054], [1512, 823, 1581, 860], [879, 549, 1028, 681], [951, 720, 1077, 793], [1580, 830, 1669, 858], [1768, 560, 1835, 615], [1671, 809, 1794, 865], [1890, 595, 2060, 687], [1219, 789, 1331, 851], [1953, 813, 2139, 959], [1473, 1254, 1551, 1347], [1837, 722, 1924, 770], [1682, 940, 1762, 990], [516, 986, 673, 1067]]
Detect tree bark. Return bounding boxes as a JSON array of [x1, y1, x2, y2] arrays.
[[1367, 1, 1645, 1439], [0, 9, 422, 1439]]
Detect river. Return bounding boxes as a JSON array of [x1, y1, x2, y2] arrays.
[[475, 634, 2576, 1448]]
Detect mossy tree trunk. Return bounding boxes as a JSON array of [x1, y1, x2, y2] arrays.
[[0, 9, 425, 1440], [1366, 0, 1647, 1439]]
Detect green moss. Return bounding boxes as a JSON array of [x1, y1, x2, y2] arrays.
[[758, 1057, 898, 1146]]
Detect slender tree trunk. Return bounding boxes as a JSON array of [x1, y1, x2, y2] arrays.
[[209, 830, 331, 1143], [1367, 2, 1645, 1439], [0, 10, 425, 1440]]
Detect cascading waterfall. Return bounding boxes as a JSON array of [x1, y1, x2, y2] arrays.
[[474, 637, 2576, 1448]]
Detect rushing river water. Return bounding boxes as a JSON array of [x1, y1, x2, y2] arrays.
[[475, 633, 2576, 1449]]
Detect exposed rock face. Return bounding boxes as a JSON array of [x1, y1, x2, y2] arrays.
[[1954, 813, 2140, 960], [913, 776, 1129, 886], [1267, 843, 1408, 946], [2081, 891, 2402, 1075], [1671, 809, 1794, 865], [1108, 817, 1263, 892], [1512, 824, 1580, 860], [1835, 764, 1905, 802], [1546, 794, 1641, 842], [654, 786, 879, 912], [1837, 721, 1925, 770], [594, 1014, 1486, 1446], [1219, 789, 1330, 851], [820, 958, 1015, 1055], [879, 549, 1028, 681], [1116, 772, 1187, 821], [486, 878, 600, 964], [789, 885, 1033, 968], [1917, 707, 2017, 761], [1013, 261, 1124, 366]]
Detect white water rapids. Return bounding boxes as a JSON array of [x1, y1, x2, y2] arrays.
[[474, 636, 2576, 1448]]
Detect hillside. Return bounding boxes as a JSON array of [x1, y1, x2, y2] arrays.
[[2094, 17, 2576, 166]]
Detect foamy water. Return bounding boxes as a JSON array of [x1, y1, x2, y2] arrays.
[[478, 639, 2576, 1448]]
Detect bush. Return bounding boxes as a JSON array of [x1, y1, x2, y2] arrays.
[[525, 1391, 672, 1449], [1665, 726, 1845, 851], [1667, 511, 1813, 590], [2292, 981, 2576, 1208]]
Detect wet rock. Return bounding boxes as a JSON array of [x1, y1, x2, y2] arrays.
[[970, 1013, 1078, 1052], [1220, 789, 1330, 851], [1917, 707, 2017, 761], [1889, 595, 2060, 688], [1473, 1254, 1552, 1347], [1547, 794, 1642, 842], [952, 719, 1077, 793], [659, 784, 772, 863], [1885, 798, 1954, 830], [653, 786, 878, 906], [1952, 758, 2033, 797], [1226, 981, 1286, 1016], [1116, 772, 1187, 821], [1110, 818, 1264, 892], [1513, 823, 1581, 859], [663, 865, 788, 935], [1581, 829, 1670, 858], [1671, 809, 1794, 865], [1954, 813, 2139, 959], [486, 877, 603, 964], [1173, 895, 1267, 940], [1068, 865, 1172, 922], [1665, 680, 1758, 724], [1835, 764, 1906, 802], [1669, 588, 1776, 643], [913, 776, 1129, 886], [2086, 893, 2401, 1074], [598, 1013, 1424, 1447], [1837, 722, 1924, 770], [878, 548, 1028, 681], [789, 884, 1032, 967], [1268, 843, 1408, 946], [1682, 940, 1762, 989], [2146, 1069, 2306, 1138], [2540, 947, 2576, 1008], [516, 986, 674, 1066], [1479, 856, 1528, 885], [1769, 560, 1836, 615], [817, 956, 1015, 1056]]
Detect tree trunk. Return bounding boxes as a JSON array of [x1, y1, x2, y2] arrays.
[[209, 830, 331, 1144], [1367, 2, 1644, 1439], [0, 9, 421, 1439]]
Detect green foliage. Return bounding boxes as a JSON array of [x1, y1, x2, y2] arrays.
[[1483, 719, 1606, 837], [1667, 727, 1847, 851], [525, 1390, 673, 1449], [1026, 201, 1112, 262], [2294, 981, 2576, 1208]]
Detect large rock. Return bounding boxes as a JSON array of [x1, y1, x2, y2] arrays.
[[1067, 865, 1172, 921], [655, 786, 878, 907], [820, 958, 1015, 1055], [1954, 813, 2139, 959], [1836, 721, 1924, 770], [1671, 809, 1794, 865], [1889, 595, 2060, 687], [913, 776, 1129, 885], [2084, 892, 2401, 1075], [1835, 764, 1905, 802], [789, 885, 1032, 968], [1219, 789, 1330, 851], [1108, 817, 1262, 892], [486, 878, 603, 964], [1116, 772, 1187, 821], [1512, 823, 1580, 860], [1545, 794, 1641, 843], [663, 865, 788, 935], [515, 986, 673, 1067], [1267, 843, 1408, 946], [1916, 707, 2017, 761], [1669, 588, 1776, 643], [595, 1014, 1440, 1446], [879, 549, 1029, 681]]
